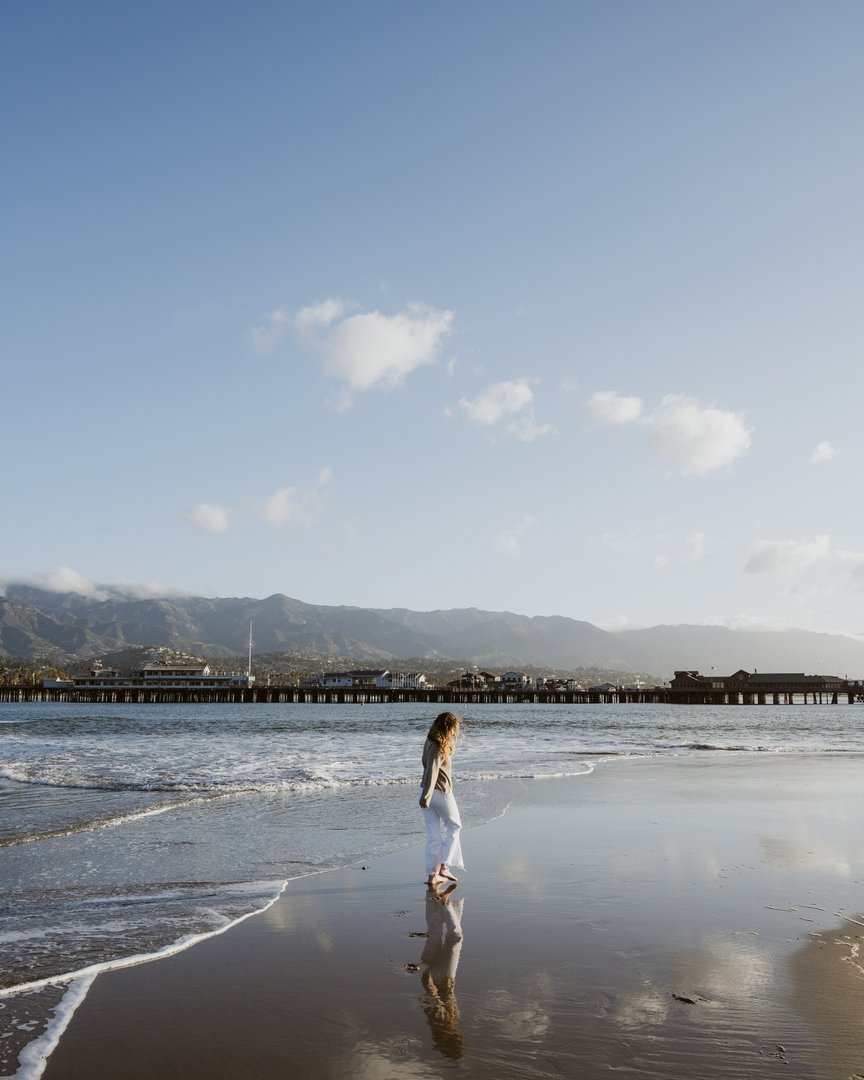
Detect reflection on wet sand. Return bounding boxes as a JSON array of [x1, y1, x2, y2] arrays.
[[419, 884, 464, 1059], [789, 915, 864, 1080]]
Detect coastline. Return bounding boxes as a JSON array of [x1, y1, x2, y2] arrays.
[[31, 754, 864, 1079]]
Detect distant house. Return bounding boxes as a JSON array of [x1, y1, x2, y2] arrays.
[[320, 672, 355, 688], [380, 671, 428, 689], [501, 671, 531, 688], [351, 669, 390, 688], [535, 677, 571, 691], [478, 671, 501, 684], [320, 670, 388, 688], [449, 671, 487, 688], [317, 669, 427, 690]]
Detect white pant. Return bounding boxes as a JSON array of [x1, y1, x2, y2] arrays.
[[421, 788, 464, 875]]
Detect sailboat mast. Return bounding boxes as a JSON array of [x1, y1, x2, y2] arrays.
[[247, 619, 253, 678]]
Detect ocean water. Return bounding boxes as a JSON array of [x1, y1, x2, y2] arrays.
[[1, 698, 863, 1077]]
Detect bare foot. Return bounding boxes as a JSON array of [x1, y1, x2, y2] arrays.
[[426, 874, 447, 887], [439, 868, 458, 882]]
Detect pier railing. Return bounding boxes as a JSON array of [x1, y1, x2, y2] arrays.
[[0, 684, 859, 705]]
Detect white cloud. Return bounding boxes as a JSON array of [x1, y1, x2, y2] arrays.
[[587, 390, 644, 426], [294, 298, 346, 335], [34, 567, 108, 599], [837, 549, 864, 588], [511, 417, 557, 443], [460, 380, 534, 425], [744, 534, 831, 576], [811, 440, 838, 464], [297, 299, 452, 396], [256, 485, 324, 527], [183, 503, 231, 534], [183, 469, 333, 534], [588, 390, 752, 475], [103, 578, 177, 600], [560, 377, 580, 393], [6, 568, 178, 602], [459, 380, 555, 441], [250, 307, 293, 354], [495, 515, 537, 557], [647, 394, 752, 475]]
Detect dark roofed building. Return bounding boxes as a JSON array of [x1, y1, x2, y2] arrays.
[[670, 669, 846, 701]]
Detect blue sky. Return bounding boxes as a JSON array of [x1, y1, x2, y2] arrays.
[[3, 0, 864, 636]]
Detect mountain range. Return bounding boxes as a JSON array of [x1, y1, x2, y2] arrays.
[[2, 584, 864, 678]]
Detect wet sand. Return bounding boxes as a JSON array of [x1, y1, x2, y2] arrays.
[[39, 755, 864, 1079]]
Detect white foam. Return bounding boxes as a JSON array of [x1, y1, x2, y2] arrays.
[[11, 975, 96, 1080], [0, 874, 307, 1000], [1, 880, 304, 1075]]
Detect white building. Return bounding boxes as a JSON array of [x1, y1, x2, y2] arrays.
[[501, 671, 531, 688], [318, 669, 428, 689], [46, 663, 254, 690], [380, 671, 428, 689]]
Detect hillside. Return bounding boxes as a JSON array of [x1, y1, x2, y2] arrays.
[[2, 585, 863, 678]]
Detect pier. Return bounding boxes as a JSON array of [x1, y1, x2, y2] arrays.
[[0, 682, 860, 705]]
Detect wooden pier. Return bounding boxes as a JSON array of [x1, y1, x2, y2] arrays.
[[0, 683, 860, 705]]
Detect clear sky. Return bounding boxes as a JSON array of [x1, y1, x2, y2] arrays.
[[3, 1, 864, 636]]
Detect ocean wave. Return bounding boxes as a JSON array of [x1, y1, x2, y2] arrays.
[[0, 881, 289, 997], [0, 761, 593, 801], [0, 793, 234, 848], [0, 763, 328, 796], [4, 741, 850, 809], [469, 763, 595, 780], [0, 878, 292, 997]]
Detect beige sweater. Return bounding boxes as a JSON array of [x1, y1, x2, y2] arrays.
[[419, 738, 453, 807]]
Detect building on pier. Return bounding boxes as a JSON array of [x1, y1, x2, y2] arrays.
[[670, 669, 846, 701], [501, 671, 531, 688], [309, 669, 429, 690], [44, 661, 254, 691]]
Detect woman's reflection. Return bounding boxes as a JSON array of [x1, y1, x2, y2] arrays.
[[419, 883, 464, 1059]]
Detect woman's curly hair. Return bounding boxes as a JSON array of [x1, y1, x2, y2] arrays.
[[427, 711, 462, 758]]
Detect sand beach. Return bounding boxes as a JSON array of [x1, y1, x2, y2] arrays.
[[33, 754, 864, 1080]]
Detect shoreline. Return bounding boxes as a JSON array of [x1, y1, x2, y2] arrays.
[[28, 753, 864, 1079]]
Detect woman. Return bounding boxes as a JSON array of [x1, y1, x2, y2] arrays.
[[419, 711, 464, 887]]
